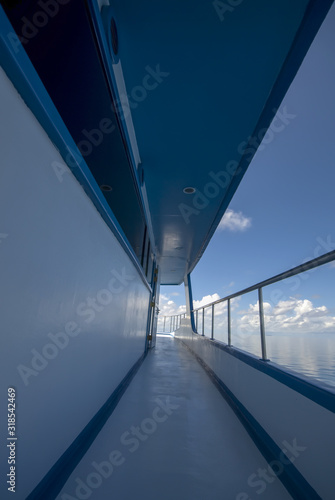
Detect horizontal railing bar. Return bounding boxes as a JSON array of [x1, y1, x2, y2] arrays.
[[191, 250, 335, 312]]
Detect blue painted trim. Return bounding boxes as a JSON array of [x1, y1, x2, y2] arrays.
[[191, 332, 335, 413], [178, 338, 322, 500], [185, 273, 196, 332], [0, 6, 151, 294], [26, 351, 147, 499]]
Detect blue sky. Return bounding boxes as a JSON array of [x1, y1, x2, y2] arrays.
[[159, 3, 335, 331]]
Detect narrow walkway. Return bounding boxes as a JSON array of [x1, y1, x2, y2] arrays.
[[57, 336, 291, 500]]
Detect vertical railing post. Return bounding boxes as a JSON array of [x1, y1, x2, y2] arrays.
[[170, 316, 172, 332], [163, 316, 166, 333], [228, 299, 231, 346], [202, 308, 205, 336], [211, 304, 214, 340], [258, 287, 268, 360], [196, 310, 198, 332]]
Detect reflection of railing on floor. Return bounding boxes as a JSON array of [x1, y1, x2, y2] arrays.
[[159, 250, 335, 360]]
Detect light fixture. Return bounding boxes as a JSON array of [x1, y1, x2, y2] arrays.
[[100, 184, 113, 192], [183, 187, 195, 194]]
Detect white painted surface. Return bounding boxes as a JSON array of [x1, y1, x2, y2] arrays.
[[176, 321, 335, 500], [57, 337, 291, 500], [0, 68, 149, 498]]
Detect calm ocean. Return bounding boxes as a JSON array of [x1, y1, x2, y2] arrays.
[[218, 332, 335, 389]]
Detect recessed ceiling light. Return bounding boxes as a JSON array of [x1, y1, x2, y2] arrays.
[[100, 184, 113, 192], [183, 187, 195, 194]]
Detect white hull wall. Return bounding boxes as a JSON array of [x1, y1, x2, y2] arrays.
[[176, 320, 335, 500], [0, 68, 150, 497]]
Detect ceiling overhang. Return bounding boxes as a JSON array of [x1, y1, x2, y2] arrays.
[[110, 0, 333, 284]]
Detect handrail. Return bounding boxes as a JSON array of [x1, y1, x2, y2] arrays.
[[159, 250, 335, 358], [158, 313, 186, 333], [192, 250, 335, 311], [190, 250, 335, 360]]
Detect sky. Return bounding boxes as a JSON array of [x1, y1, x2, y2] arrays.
[[158, 3, 335, 334]]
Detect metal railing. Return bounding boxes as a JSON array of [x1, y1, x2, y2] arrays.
[[158, 313, 186, 333], [192, 250, 335, 360], [160, 250, 335, 358]]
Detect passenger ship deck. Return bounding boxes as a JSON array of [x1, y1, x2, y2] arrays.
[[1, 1, 335, 499], [56, 335, 291, 500]]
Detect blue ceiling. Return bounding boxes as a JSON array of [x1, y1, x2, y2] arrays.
[[110, 0, 332, 284]]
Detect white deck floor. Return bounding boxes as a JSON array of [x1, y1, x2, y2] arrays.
[[57, 336, 292, 499]]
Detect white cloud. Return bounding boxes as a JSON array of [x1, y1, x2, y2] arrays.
[[193, 293, 220, 309], [160, 294, 170, 301], [158, 294, 186, 317], [158, 292, 240, 322], [158, 291, 335, 336], [238, 297, 335, 334], [157, 293, 186, 331], [159, 293, 224, 319], [218, 209, 251, 232]]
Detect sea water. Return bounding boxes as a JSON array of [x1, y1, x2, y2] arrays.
[[231, 333, 335, 389]]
